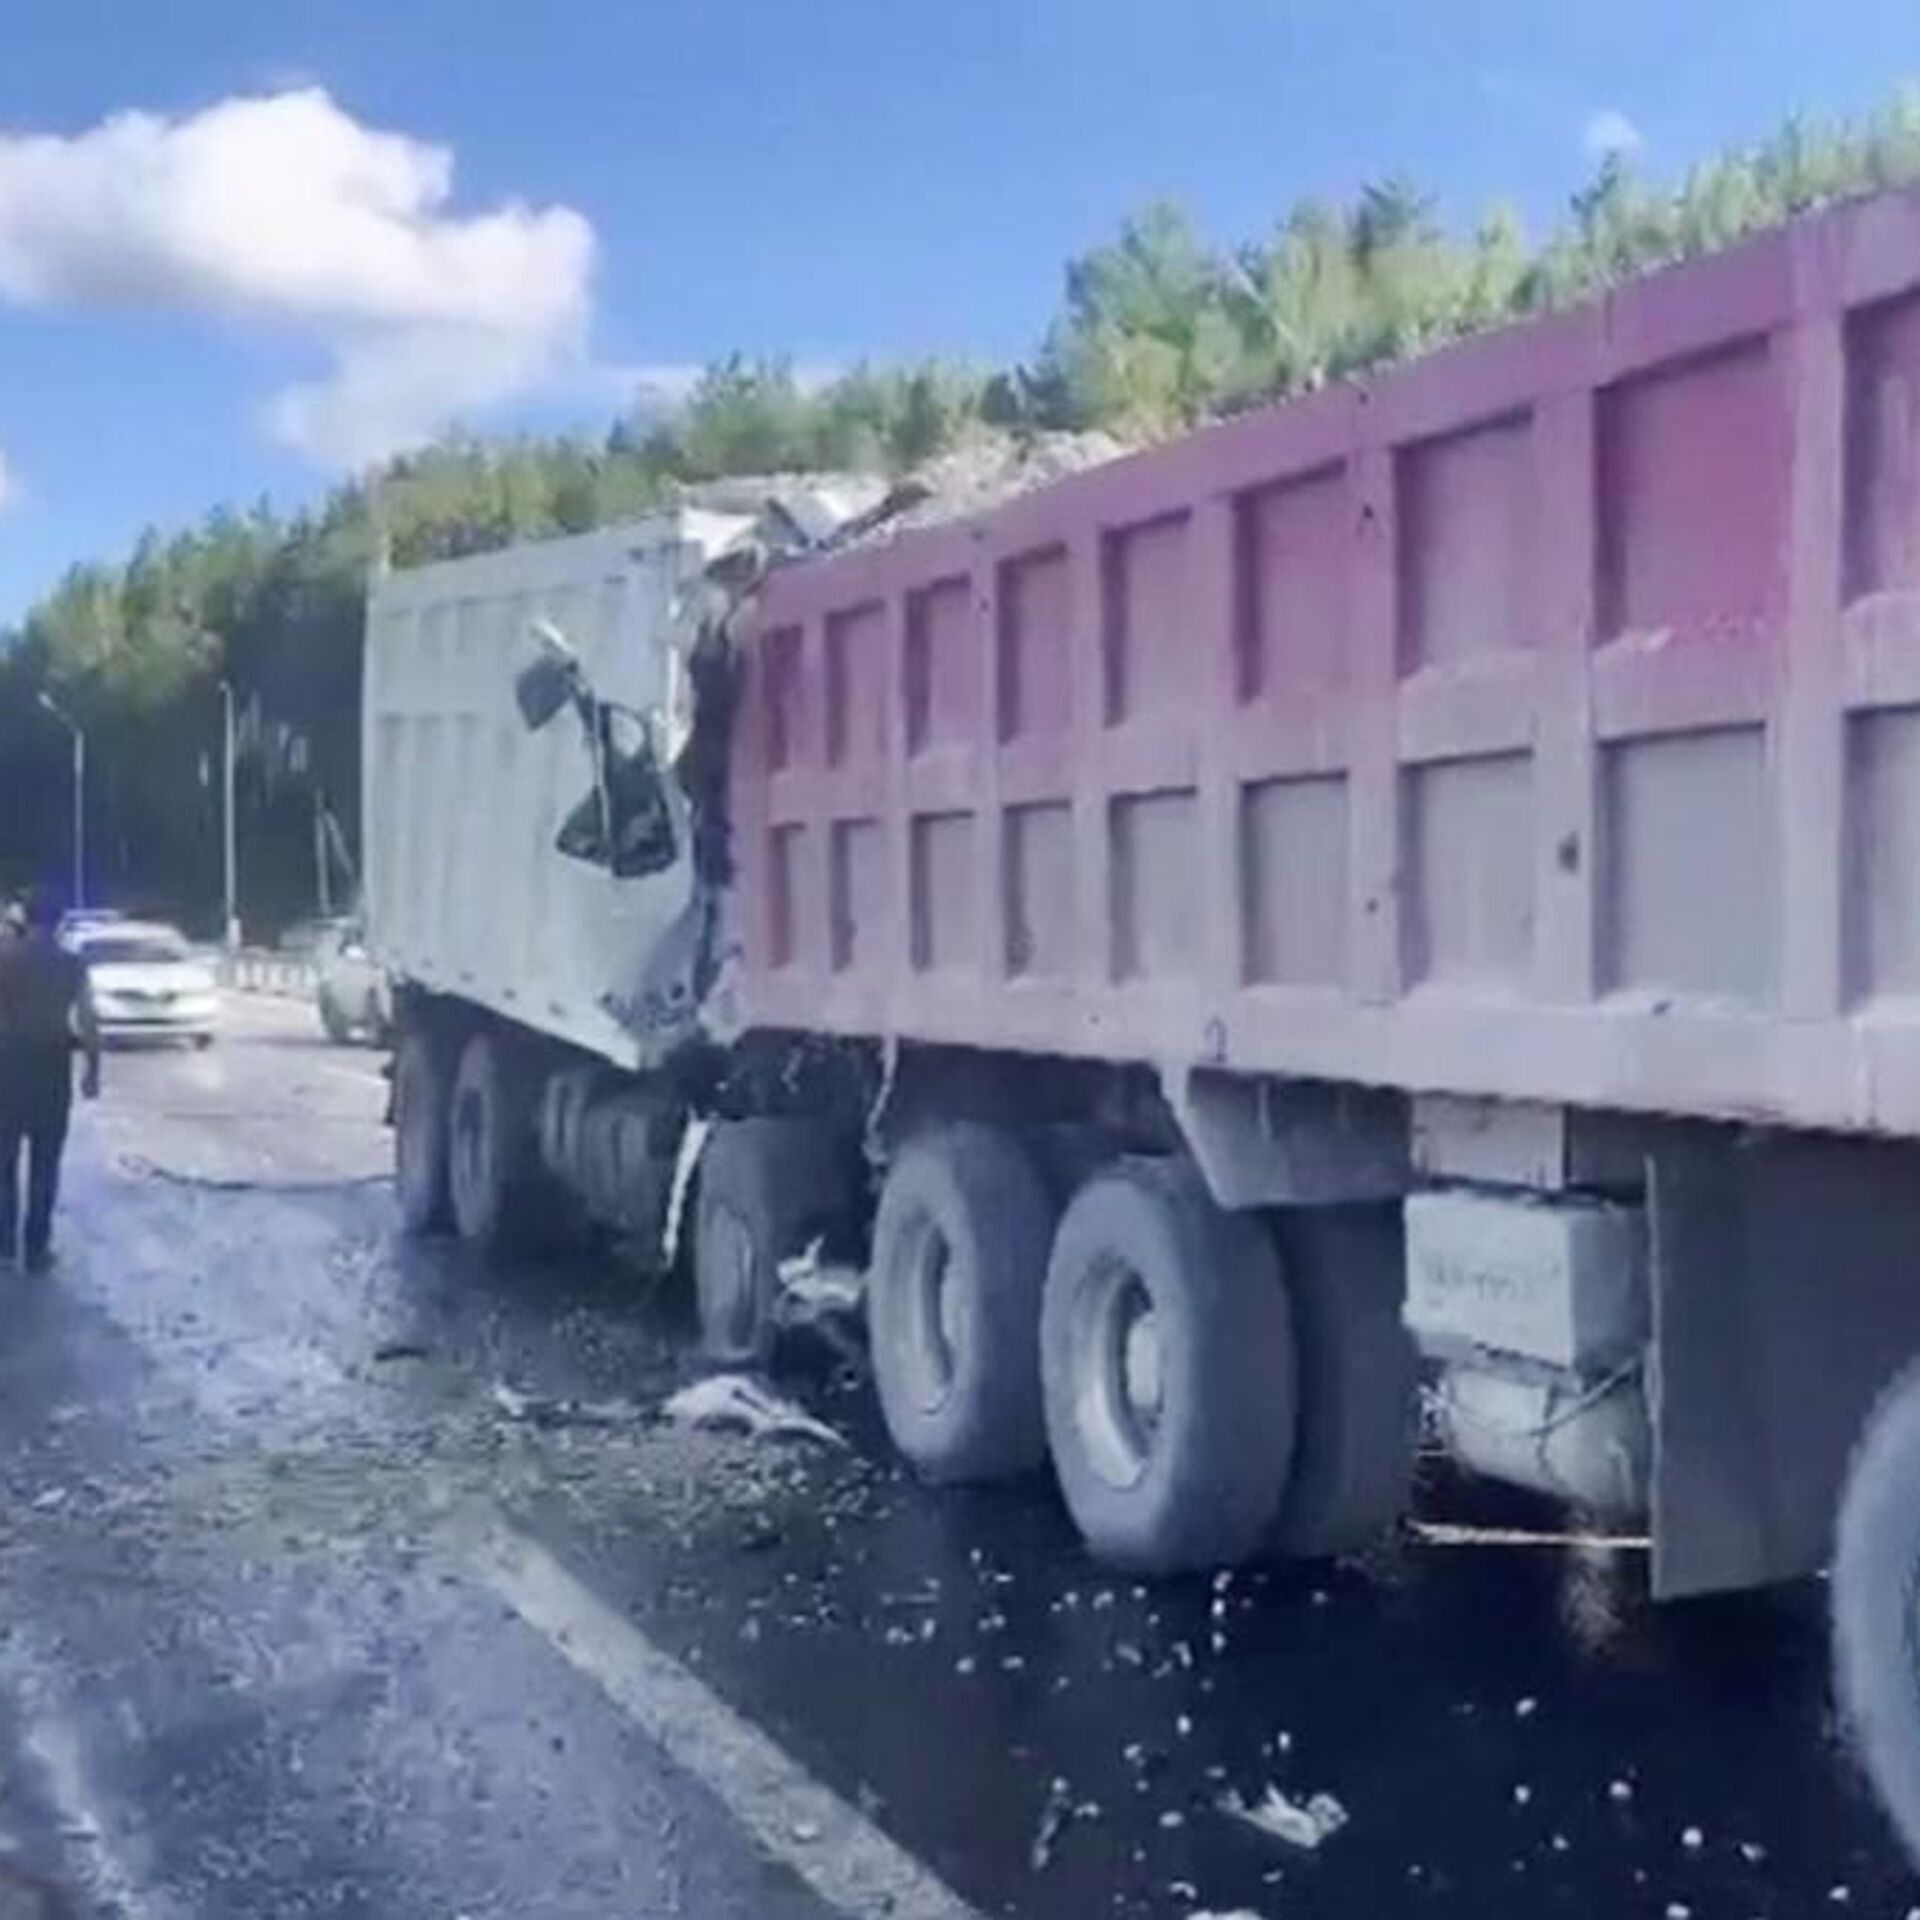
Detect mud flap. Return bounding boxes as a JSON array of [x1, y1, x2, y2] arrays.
[[1649, 1126, 1920, 1598]]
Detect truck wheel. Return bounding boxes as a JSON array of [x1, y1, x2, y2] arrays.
[[695, 1119, 853, 1366], [1266, 1206, 1418, 1558], [1833, 1355, 1920, 1864], [1041, 1158, 1297, 1574], [869, 1126, 1056, 1484], [394, 1027, 451, 1235], [447, 1031, 540, 1252]]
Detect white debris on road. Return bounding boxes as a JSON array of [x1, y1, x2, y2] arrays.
[[1030, 1778, 1074, 1871], [774, 1241, 866, 1323], [661, 1373, 845, 1448], [1411, 1520, 1653, 1551], [1219, 1785, 1350, 1850], [489, 1382, 643, 1428]]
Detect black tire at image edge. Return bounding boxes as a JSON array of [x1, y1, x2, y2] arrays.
[[1833, 1353, 1920, 1867]]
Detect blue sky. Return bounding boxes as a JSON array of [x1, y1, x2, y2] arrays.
[[0, 0, 1914, 621]]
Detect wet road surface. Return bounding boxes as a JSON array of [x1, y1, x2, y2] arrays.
[[0, 995, 1913, 1918]]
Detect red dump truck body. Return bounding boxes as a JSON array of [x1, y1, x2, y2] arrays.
[[732, 189, 1920, 1138]]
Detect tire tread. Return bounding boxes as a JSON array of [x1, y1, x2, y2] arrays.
[[1833, 1354, 1920, 1865], [1041, 1157, 1296, 1575], [869, 1124, 1054, 1483]]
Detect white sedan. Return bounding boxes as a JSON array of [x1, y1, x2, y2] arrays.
[[73, 921, 221, 1047]]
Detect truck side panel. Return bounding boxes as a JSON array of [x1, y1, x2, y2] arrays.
[[364, 521, 701, 1068], [734, 191, 1920, 1139]]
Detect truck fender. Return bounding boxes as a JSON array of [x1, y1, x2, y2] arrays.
[[1646, 1127, 1920, 1598], [1162, 1068, 1409, 1210]]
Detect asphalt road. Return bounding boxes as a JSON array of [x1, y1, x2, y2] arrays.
[[0, 995, 1913, 1919]]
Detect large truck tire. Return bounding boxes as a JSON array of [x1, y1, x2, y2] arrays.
[[869, 1125, 1056, 1484], [394, 1025, 452, 1235], [694, 1118, 854, 1366], [1040, 1158, 1297, 1574], [446, 1030, 543, 1253], [1267, 1206, 1419, 1558], [1832, 1354, 1920, 1865]]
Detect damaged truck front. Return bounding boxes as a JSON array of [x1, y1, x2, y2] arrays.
[[367, 185, 1920, 1865]]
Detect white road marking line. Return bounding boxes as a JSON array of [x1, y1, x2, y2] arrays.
[[14, 1696, 168, 1920], [472, 1522, 987, 1920]]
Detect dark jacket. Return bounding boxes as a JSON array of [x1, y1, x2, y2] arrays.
[[0, 931, 84, 1071]]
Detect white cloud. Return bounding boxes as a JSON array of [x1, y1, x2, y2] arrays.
[[0, 448, 16, 515], [0, 90, 598, 467], [1583, 108, 1645, 163], [268, 325, 580, 471]]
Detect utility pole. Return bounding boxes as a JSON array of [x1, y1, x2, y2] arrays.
[[314, 788, 333, 920], [220, 678, 239, 950], [35, 693, 84, 909]]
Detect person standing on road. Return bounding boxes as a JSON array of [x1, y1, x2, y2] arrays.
[[0, 890, 101, 1271]]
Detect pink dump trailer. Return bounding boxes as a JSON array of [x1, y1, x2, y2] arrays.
[[717, 189, 1920, 1855], [373, 191, 1920, 1864], [734, 188, 1920, 1139]]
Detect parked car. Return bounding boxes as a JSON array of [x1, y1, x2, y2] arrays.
[[73, 920, 220, 1046], [315, 921, 390, 1045]]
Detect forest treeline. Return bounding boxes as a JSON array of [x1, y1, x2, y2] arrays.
[[5, 94, 1917, 932]]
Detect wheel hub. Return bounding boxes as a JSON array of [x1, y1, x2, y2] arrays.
[[1073, 1258, 1163, 1490], [1123, 1308, 1164, 1424], [901, 1216, 963, 1414], [452, 1085, 488, 1214], [701, 1202, 759, 1355]]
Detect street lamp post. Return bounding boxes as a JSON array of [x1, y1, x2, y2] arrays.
[[219, 679, 238, 951], [35, 692, 84, 911]]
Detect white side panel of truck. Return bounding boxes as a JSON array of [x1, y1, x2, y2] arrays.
[[362, 513, 745, 1068]]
